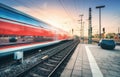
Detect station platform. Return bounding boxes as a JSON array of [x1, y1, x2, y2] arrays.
[[60, 44, 120, 77]]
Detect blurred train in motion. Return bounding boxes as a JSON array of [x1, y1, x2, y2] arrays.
[[0, 3, 71, 46]]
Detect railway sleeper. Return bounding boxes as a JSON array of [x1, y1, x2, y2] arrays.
[[45, 60, 58, 65], [54, 55, 62, 58], [29, 72, 42, 77], [39, 64, 54, 70], [48, 59, 59, 63], [38, 67, 51, 72], [50, 57, 61, 61], [30, 69, 49, 77], [43, 62, 55, 67], [35, 69, 51, 76]]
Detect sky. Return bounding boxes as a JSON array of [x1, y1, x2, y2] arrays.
[[0, 0, 120, 36]]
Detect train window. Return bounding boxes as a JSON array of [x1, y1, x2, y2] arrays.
[[0, 35, 2, 37], [9, 36, 17, 42]]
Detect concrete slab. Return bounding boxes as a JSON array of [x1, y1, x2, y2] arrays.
[[87, 45, 120, 77], [60, 44, 120, 77], [60, 44, 92, 77]]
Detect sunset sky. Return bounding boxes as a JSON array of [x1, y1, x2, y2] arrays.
[[0, 0, 120, 36]]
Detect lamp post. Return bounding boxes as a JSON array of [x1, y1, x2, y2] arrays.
[[96, 5, 105, 40]]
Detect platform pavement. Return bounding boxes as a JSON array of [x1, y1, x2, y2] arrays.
[[60, 44, 120, 77]]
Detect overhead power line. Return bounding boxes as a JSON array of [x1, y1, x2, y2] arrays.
[[57, 0, 75, 21], [13, 0, 50, 20]]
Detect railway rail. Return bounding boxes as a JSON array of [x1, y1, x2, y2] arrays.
[[0, 39, 79, 77], [0, 40, 68, 69], [17, 39, 79, 77]]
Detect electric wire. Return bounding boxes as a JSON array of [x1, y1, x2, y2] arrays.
[[13, 0, 50, 21], [57, 0, 75, 21]]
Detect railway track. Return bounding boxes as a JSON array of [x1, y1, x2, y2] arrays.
[[16, 40, 79, 77], [0, 40, 68, 69], [0, 39, 79, 77]]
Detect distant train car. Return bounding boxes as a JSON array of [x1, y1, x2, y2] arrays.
[[0, 3, 71, 46]]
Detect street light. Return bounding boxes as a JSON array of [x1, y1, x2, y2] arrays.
[[96, 5, 105, 40]]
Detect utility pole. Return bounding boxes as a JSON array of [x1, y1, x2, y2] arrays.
[[79, 14, 84, 41], [118, 27, 120, 33], [88, 8, 92, 44], [118, 27, 120, 40], [96, 5, 105, 40], [82, 22, 85, 43], [72, 28, 74, 35]]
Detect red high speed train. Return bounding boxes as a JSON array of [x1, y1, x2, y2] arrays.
[[0, 3, 71, 46]]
